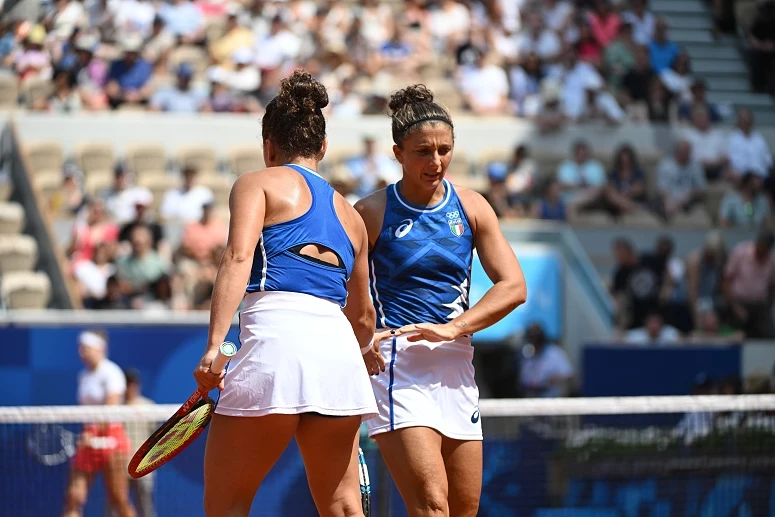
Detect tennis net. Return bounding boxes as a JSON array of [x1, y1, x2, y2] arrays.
[[1, 395, 775, 516]]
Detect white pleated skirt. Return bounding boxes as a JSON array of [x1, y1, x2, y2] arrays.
[[215, 291, 378, 420]]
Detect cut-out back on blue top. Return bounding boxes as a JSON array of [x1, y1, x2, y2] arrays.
[[246, 164, 355, 307]]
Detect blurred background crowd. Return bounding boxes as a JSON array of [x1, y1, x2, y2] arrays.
[[2, 0, 774, 118]]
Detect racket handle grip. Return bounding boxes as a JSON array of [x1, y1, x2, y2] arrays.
[[210, 341, 240, 375]]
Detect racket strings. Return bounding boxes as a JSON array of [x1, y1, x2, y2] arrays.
[[135, 404, 212, 474]]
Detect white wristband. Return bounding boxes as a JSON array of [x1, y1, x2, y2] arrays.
[[361, 339, 374, 355]]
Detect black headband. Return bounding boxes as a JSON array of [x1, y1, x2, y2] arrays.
[[402, 115, 453, 133]]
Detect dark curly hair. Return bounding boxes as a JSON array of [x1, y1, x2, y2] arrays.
[[261, 69, 329, 160], [388, 84, 453, 146]]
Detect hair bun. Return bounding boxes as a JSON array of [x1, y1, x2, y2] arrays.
[[278, 69, 329, 114], [388, 84, 434, 114]]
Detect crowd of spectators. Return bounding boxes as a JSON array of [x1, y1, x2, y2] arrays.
[[485, 105, 773, 225], [0, 0, 768, 121], [610, 228, 775, 343], [65, 163, 227, 311]]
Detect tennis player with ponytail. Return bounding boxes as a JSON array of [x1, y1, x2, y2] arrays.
[[192, 70, 378, 517], [356, 85, 527, 517]]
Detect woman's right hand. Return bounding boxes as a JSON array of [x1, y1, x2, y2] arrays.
[[193, 347, 225, 393], [362, 329, 398, 376]]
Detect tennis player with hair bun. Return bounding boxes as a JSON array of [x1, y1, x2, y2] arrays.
[[356, 85, 527, 516], [193, 70, 381, 517], [64, 330, 136, 517]]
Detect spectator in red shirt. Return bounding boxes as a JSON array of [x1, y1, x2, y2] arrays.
[[68, 198, 120, 267], [180, 201, 228, 264], [588, 0, 621, 48]]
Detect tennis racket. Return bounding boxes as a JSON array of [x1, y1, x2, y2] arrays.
[[358, 447, 371, 517], [26, 423, 77, 466], [127, 341, 239, 479]]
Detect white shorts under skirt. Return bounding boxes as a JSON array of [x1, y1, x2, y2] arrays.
[[365, 332, 482, 441], [215, 291, 378, 420]]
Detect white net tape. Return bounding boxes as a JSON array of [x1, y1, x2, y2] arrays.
[[2, 395, 775, 515], [2, 395, 775, 423]]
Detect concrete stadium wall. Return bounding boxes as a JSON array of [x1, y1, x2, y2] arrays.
[[13, 113, 662, 159]]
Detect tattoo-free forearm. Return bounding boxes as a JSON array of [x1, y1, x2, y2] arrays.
[[206, 250, 252, 351], [450, 279, 526, 336]]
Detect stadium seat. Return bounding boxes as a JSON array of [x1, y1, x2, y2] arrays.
[[116, 103, 147, 113], [75, 142, 115, 175], [168, 45, 209, 76], [531, 149, 566, 183], [0, 201, 25, 234], [83, 170, 113, 196], [0, 73, 18, 109], [33, 170, 62, 200], [672, 207, 712, 229], [213, 205, 231, 223], [0, 178, 11, 201], [206, 17, 227, 42], [477, 148, 512, 170], [198, 175, 233, 207], [449, 174, 488, 193], [126, 143, 167, 177], [178, 145, 217, 175], [20, 78, 53, 109], [0, 271, 51, 309], [228, 146, 265, 175], [0, 234, 38, 272], [446, 151, 472, 179], [573, 211, 615, 227], [23, 141, 64, 174], [423, 78, 464, 112], [137, 173, 180, 212], [321, 147, 360, 169], [619, 211, 662, 228]]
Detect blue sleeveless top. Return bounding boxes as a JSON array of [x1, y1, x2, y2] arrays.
[[369, 179, 474, 328], [246, 164, 355, 307]]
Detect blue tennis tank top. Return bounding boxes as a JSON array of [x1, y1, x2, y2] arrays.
[[369, 179, 474, 328], [246, 164, 355, 307]]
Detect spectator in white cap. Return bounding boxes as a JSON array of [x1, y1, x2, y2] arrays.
[[209, 3, 254, 66], [105, 34, 153, 109]]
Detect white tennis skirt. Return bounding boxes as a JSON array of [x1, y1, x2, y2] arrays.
[[365, 332, 482, 441], [215, 291, 378, 420]]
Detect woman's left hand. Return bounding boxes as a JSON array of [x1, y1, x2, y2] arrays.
[[398, 323, 461, 343]]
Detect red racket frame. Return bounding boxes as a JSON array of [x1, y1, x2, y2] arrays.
[[127, 389, 213, 479]]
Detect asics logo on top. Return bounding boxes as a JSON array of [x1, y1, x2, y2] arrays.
[[395, 219, 414, 238]]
